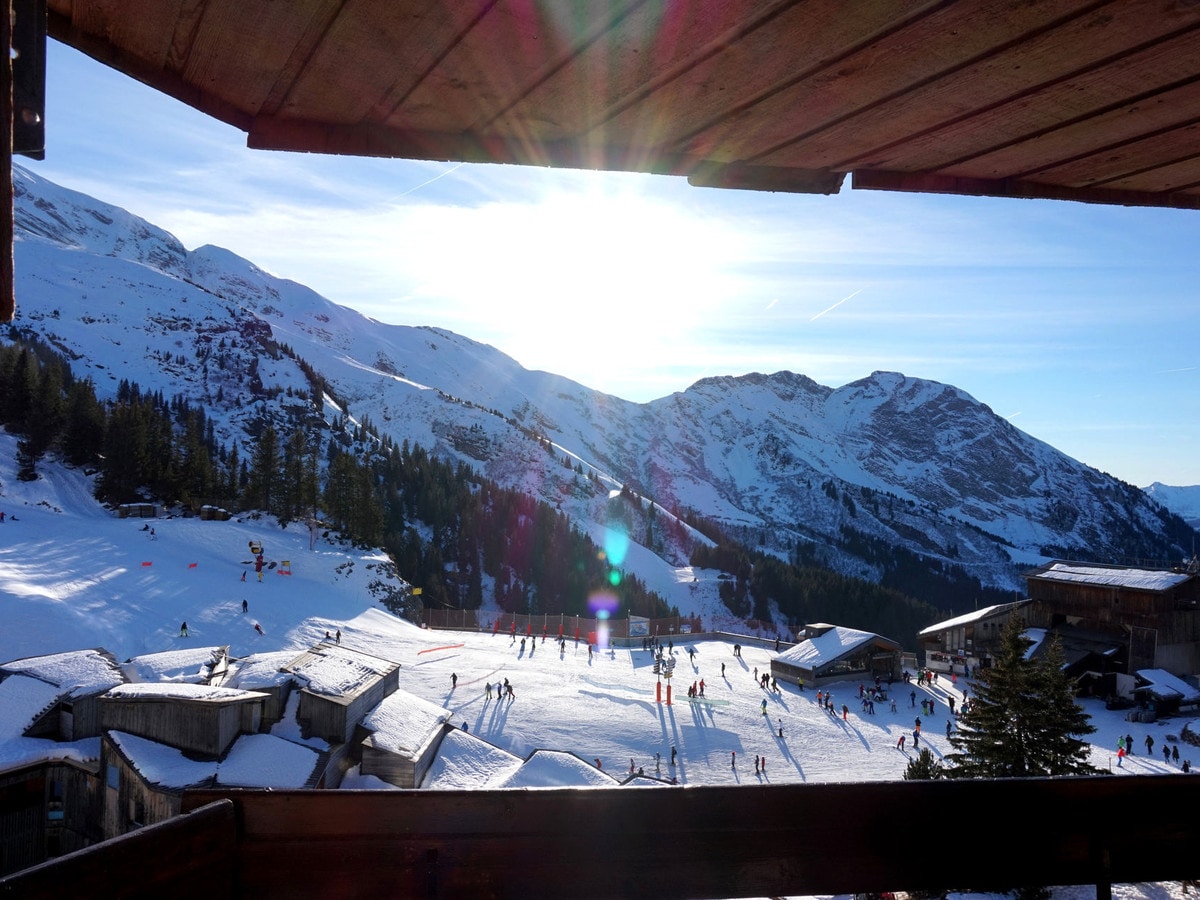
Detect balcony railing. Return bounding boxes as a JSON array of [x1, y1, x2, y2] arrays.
[[4, 777, 1197, 899]]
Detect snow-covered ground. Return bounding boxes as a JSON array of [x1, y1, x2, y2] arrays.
[[1, 436, 1196, 898]]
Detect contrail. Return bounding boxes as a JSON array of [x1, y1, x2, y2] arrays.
[[399, 162, 465, 197], [810, 288, 863, 322]]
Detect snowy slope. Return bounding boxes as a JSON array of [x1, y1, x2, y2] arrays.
[[9, 162, 1198, 607], [0, 432, 403, 663]]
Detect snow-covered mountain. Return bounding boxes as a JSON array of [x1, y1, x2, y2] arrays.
[[1143, 483, 1200, 531], [9, 163, 1197, 606]]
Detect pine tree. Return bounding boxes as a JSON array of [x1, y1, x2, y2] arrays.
[[945, 614, 1098, 778], [903, 747, 943, 780]]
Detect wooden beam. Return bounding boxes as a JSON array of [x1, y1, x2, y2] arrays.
[[852, 168, 1200, 210]]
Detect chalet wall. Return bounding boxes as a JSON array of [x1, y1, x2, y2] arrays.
[[300, 668, 398, 745], [100, 740, 187, 841], [0, 759, 101, 876], [0, 768, 45, 876], [101, 698, 259, 757]]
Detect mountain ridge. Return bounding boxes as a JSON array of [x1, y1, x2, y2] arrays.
[[10, 162, 1198, 616]]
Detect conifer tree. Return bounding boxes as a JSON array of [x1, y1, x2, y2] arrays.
[[903, 747, 943, 780], [945, 613, 1097, 777]]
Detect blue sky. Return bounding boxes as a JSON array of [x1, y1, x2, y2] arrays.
[[24, 43, 1200, 488]]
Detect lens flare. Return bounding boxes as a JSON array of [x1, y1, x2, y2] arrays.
[[603, 528, 629, 566]]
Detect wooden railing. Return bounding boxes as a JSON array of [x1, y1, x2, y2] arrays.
[[4, 777, 1198, 899]]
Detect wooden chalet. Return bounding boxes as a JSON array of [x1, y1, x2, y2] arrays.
[[356, 687, 453, 789], [100, 684, 267, 758], [917, 599, 1031, 676], [1022, 560, 1200, 674], [0, 648, 124, 740], [282, 644, 400, 745], [771, 625, 900, 689], [0, 757, 100, 877]]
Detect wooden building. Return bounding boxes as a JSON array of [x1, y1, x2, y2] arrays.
[[917, 600, 1031, 675], [100, 684, 267, 758], [356, 688, 453, 788], [1022, 561, 1200, 674], [0, 758, 100, 877], [771, 625, 900, 689], [282, 644, 400, 745], [0, 648, 125, 741]]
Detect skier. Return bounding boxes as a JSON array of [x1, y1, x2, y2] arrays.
[[721, 662, 726, 677], [912, 730, 920, 749], [242, 599, 248, 613], [778, 718, 784, 738], [451, 672, 458, 688], [486, 682, 493, 700], [731, 751, 736, 768], [254, 622, 264, 635], [1146, 734, 1154, 755], [240, 570, 246, 582], [671, 745, 677, 766], [897, 734, 906, 750], [761, 698, 768, 716], [842, 703, 848, 720], [179, 621, 189, 637], [1117, 745, 1125, 767], [335, 629, 341, 644]]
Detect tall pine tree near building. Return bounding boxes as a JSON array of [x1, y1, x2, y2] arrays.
[[945, 613, 1097, 778]]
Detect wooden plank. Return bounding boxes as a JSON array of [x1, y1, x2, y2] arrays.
[[0, 799, 237, 899], [179, 777, 1200, 899], [851, 168, 1200, 209]]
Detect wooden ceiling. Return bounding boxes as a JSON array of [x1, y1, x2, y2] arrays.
[[45, 1, 1200, 210]]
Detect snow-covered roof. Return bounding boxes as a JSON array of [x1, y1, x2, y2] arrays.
[[123, 647, 226, 684], [361, 687, 451, 756], [110, 730, 321, 790], [0, 674, 65, 741], [0, 648, 124, 696], [109, 730, 216, 789], [216, 733, 322, 788], [222, 651, 298, 690], [498, 750, 619, 789], [1134, 669, 1200, 702], [919, 600, 1029, 636], [283, 643, 398, 698], [105, 682, 267, 703], [776, 626, 894, 669], [422, 727, 523, 790], [1027, 562, 1191, 592]]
